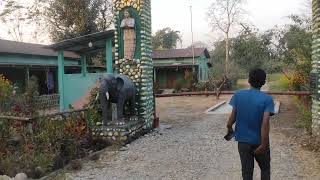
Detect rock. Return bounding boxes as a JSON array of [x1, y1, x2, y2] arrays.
[[160, 124, 172, 130], [0, 175, 12, 180], [69, 160, 83, 171], [33, 166, 45, 179], [14, 173, 27, 180], [89, 153, 100, 161], [120, 146, 129, 151], [96, 122, 102, 126], [8, 135, 24, 146]]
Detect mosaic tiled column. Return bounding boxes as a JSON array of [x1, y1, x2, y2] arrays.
[[113, 0, 154, 129], [312, 0, 320, 136]]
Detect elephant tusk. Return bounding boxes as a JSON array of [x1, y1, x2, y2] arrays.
[[95, 93, 99, 101], [106, 92, 110, 100]]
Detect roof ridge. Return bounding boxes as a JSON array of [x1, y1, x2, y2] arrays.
[[153, 47, 205, 51], [0, 39, 49, 47]]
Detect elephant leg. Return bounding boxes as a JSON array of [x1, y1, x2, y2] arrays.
[[130, 94, 136, 116], [107, 101, 112, 122], [117, 97, 125, 121], [99, 92, 109, 125]]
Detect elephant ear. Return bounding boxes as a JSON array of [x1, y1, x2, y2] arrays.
[[116, 77, 124, 91]]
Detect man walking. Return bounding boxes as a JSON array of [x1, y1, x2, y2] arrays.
[[226, 69, 275, 180]]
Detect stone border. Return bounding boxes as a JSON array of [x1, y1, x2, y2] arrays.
[[204, 101, 227, 114]]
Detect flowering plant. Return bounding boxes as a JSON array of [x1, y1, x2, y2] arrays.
[[0, 74, 13, 101]]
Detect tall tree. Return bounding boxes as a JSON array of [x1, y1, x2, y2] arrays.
[[232, 28, 276, 72], [279, 15, 311, 90], [207, 0, 246, 76], [210, 39, 244, 81], [44, 0, 112, 42], [0, 0, 112, 43], [152, 27, 182, 50], [0, 0, 30, 41]]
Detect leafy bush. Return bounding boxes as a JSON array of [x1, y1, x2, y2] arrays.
[[195, 81, 214, 91], [0, 74, 13, 101], [0, 110, 91, 178], [268, 74, 290, 91], [290, 71, 308, 91], [0, 76, 40, 117], [174, 80, 184, 93], [294, 96, 312, 133], [85, 87, 102, 126]]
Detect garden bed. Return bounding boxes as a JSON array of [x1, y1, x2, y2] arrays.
[[0, 109, 110, 179]]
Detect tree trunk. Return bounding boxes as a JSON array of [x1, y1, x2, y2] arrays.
[[225, 33, 230, 77]]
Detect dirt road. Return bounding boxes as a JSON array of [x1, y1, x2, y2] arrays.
[[61, 96, 320, 180]]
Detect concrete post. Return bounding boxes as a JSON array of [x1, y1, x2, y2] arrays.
[[58, 51, 65, 112], [81, 55, 87, 76], [106, 38, 113, 73]]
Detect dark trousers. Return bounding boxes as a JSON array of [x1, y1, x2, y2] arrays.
[[238, 142, 271, 180]]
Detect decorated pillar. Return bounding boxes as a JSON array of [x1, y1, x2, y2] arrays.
[[113, 0, 154, 129], [312, 0, 320, 135]]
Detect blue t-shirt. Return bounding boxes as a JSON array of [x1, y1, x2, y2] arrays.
[[229, 89, 275, 145]]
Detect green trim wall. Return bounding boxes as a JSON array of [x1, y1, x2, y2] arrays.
[[57, 37, 113, 111], [0, 54, 79, 66], [63, 73, 108, 109]]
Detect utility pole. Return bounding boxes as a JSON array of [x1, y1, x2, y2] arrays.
[[190, 5, 196, 81]]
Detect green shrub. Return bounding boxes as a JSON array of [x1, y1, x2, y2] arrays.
[[294, 97, 312, 133], [0, 110, 90, 178], [174, 80, 184, 93], [0, 74, 13, 101], [268, 74, 290, 91]]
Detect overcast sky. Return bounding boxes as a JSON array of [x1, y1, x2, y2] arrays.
[[0, 0, 309, 45], [152, 0, 309, 47]]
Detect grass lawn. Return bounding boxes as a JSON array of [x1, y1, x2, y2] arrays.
[[235, 73, 290, 91], [267, 73, 290, 91], [235, 79, 249, 90]]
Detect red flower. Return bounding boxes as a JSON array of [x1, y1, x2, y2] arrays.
[[12, 104, 22, 113]]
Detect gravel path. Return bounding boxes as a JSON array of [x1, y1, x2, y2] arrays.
[[62, 96, 320, 180]]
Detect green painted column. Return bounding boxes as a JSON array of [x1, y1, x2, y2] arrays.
[[106, 38, 113, 73], [58, 51, 65, 112], [81, 55, 87, 76]]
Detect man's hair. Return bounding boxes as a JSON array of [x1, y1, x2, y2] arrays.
[[248, 68, 266, 89]]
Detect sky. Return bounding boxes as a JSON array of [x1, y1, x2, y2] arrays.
[[152, 0, 309, 47], [0, 0, 309, 45]]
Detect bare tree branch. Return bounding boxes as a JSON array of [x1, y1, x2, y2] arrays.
[[207, 0, 246, 76]]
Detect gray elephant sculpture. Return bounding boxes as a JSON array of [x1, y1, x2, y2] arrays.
[[99, 74, 136, 125]]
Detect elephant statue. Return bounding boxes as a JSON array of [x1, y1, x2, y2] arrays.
[[99, 74, 136, 125]]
